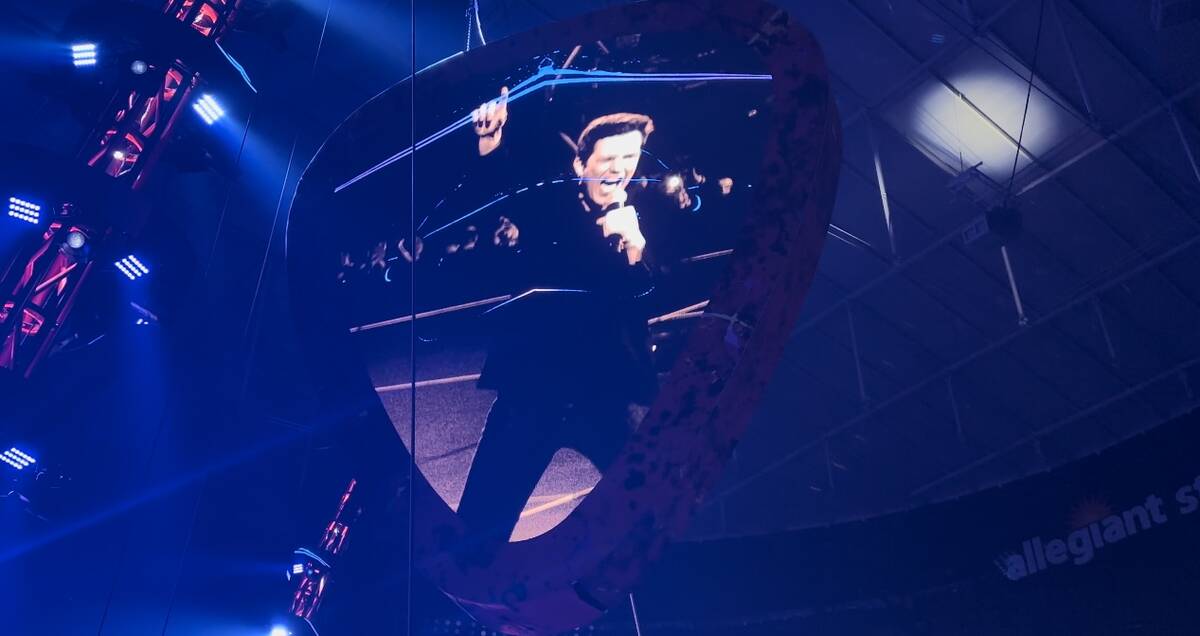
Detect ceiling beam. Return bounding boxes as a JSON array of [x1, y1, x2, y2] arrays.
[[711, 231, 1200, 504], [911, 355, 1200, 498], [837, 0, 1031, 129], [835, 0, 1200, 317]]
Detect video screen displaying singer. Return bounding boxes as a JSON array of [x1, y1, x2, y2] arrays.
[[335, 32, 773, 542]]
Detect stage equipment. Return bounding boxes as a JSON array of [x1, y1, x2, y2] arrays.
[[286, 1, 841, 633], [0, 0, 253, 379], [288, 480, 362, 623]]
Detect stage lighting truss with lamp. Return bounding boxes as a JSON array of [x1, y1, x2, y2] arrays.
[[74, 0, 251, 186], [0, 0, 253, 380], [0, 205, 105, 378], [0, 444, 72, 522], [74, 0, 247, 185], [288, 479, 361, 624]]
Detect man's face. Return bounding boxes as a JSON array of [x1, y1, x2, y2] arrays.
[[574, 130, 644, 208]]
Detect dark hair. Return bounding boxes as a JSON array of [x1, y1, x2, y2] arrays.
[[575, 113, 655, 163]]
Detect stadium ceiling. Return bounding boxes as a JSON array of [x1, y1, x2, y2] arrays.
[[485, 0, 1200, 537], [7, 0, 1200, 539]]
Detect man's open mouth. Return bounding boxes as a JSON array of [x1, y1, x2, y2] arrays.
[[600, 178, 622, 186]]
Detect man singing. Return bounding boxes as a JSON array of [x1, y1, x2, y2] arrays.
[[451, 88, 661, 554]]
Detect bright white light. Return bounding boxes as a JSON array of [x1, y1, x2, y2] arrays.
[[130, 59, 148, 75], [71, 42, 97, 67], [8, 197, 41, 224], [192, 94, 225, 126], [1, 447, 36, 470], [664, 174, 683, 193], [292, 564, 305, 574], [883, 46, 1095, 197], [112, 150, 126, 161], [66, 230, 87, 249], [115, 255, 149, 280], [269, 626, 290, 636]]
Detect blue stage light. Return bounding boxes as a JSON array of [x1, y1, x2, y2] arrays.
[[71, 43, 97, 67], [192, 94, 226, 125], [8, 198, 41, 223], [1, 447, 37, 471], [115, 255, 149, 280], [8, 197, 41, 224]]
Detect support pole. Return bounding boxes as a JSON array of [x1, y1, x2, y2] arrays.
[[1000, 245, 1029, 326], [1049, 0, 1096, 121], [947, 375, 966, 446], [866, 117, 898, 259], [846, 303, 869, 406], [630, 593, 644, 636], [1167, 103, 1200, 188], [1090, 297, 1117, 364]]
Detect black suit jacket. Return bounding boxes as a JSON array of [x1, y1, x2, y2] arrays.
[[472, 184, 659, 405]]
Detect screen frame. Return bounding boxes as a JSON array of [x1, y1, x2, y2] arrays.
[[286, 1, 841, 632]]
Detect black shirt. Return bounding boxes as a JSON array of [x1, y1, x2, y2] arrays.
[[472, 184, 659, 405]]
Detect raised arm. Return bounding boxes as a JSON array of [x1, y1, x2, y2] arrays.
[[471, 86, 508, 157]]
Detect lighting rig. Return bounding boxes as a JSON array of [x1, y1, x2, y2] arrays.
[[283, 479, 363, 635], [1, 0, 253, 380], [0, 442, 71, 522]]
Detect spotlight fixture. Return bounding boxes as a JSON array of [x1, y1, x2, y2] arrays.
[[112, 150, 126, 161], [130, 59, 148, 75], [114, 254, 150, 280], [66, 230, 87, 249], [0, 447, 37, 471], [192, 94, 225, 125], [664, 174, 683, 193], [8, 197, 41, 224], [71, 42, 97, 67]]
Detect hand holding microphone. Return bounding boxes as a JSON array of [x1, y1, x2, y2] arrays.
[[596, 191, 646, 265]]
